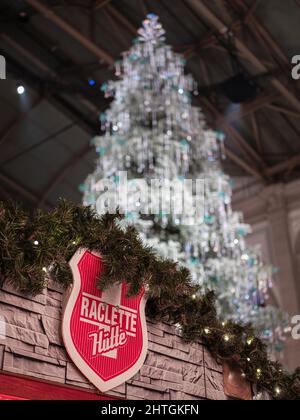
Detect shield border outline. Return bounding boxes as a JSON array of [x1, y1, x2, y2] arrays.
[[62, 248, 148, 393]]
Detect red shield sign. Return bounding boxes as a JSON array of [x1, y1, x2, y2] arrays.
[[62, 249, 148, 392]]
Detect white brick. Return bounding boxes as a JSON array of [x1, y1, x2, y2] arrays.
[[0, 303, 43, 333], [42, 316, 62, 345], [0, 291, 45, 315], [140, 365, 182, 383], [5, 324, 49, 349], [3, 349, 66, 382]]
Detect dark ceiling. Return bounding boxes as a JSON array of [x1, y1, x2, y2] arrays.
[[1, 0, 300, 210]]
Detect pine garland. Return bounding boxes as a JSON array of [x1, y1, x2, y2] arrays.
[[0, 199, 299, 400]]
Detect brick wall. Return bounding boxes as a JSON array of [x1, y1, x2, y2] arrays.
[[0, 280, 229, 400]]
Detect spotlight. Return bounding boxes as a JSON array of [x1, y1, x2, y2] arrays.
[[17, 83, 25, 95], [220, 73, 258, 104]]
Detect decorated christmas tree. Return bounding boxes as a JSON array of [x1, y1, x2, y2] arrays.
[[82, 14, 289, 355]]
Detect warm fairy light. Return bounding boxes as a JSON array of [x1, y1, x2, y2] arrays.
[[204, 327, 210, 335], [223, 334, 230, 342], [275, 387, 281, 396], [42, 267, 48, 273], [33, 240, 39, 246], [247, 358, 251, 362], [192, 294, 197, 300], [247, 337, 254, 346]]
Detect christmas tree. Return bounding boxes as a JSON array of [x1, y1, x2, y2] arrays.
[[82, 14, 289, 355]]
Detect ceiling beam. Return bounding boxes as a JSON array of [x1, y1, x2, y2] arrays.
[[94, 0, 113, 11], [5, 49, 99, 136], [200, 97, 267, 170], [102, 9, 130, 49], [233, 0, 290, 67], [2, 33, 105, 118], [250, 113, 263, 155], [2, 32, 104, 115], [25, 0, 115, 66], [225, 147, 265, 182], [186, 0, 300, 114], [224, 92, 279, 124], [265, 104, 300, 120], [1, 123, 75, 168], [243, 0, 263, 23], [260, 110, 295, 154], [0, 172, 51, 208], [0, 95, 43, 147], [95, 2, 235, 59], [1, 34, 57, 79], [7, 0, 298, 187], [266, 154, 300, 176], [106, 4, 137, 36], [38, 144, 91, 207]]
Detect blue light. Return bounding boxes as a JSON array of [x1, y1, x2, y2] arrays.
[[147, 13, 157, 20], [88, 79, 96, 86]]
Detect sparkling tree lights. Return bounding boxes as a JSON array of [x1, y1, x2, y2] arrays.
[[82, 14, 289, 355]]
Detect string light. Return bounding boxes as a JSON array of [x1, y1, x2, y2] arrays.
[[275, 386, 281, 396], [223, 334, 231, 342], [42, 267, 48, 273], [247, 337, 254, 346], [204, 327, 211, 335], [192, 294, 197, 300], [0, 196, 298, 399], [33, 240, 39, 246]]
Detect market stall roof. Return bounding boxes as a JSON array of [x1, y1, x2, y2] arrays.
[[1, 0, 300, 209]]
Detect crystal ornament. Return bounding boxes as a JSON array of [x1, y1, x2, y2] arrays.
[[83, 15, 289, 355]]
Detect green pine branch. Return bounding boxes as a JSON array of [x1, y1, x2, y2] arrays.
[[0, 199, 299, 400]]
